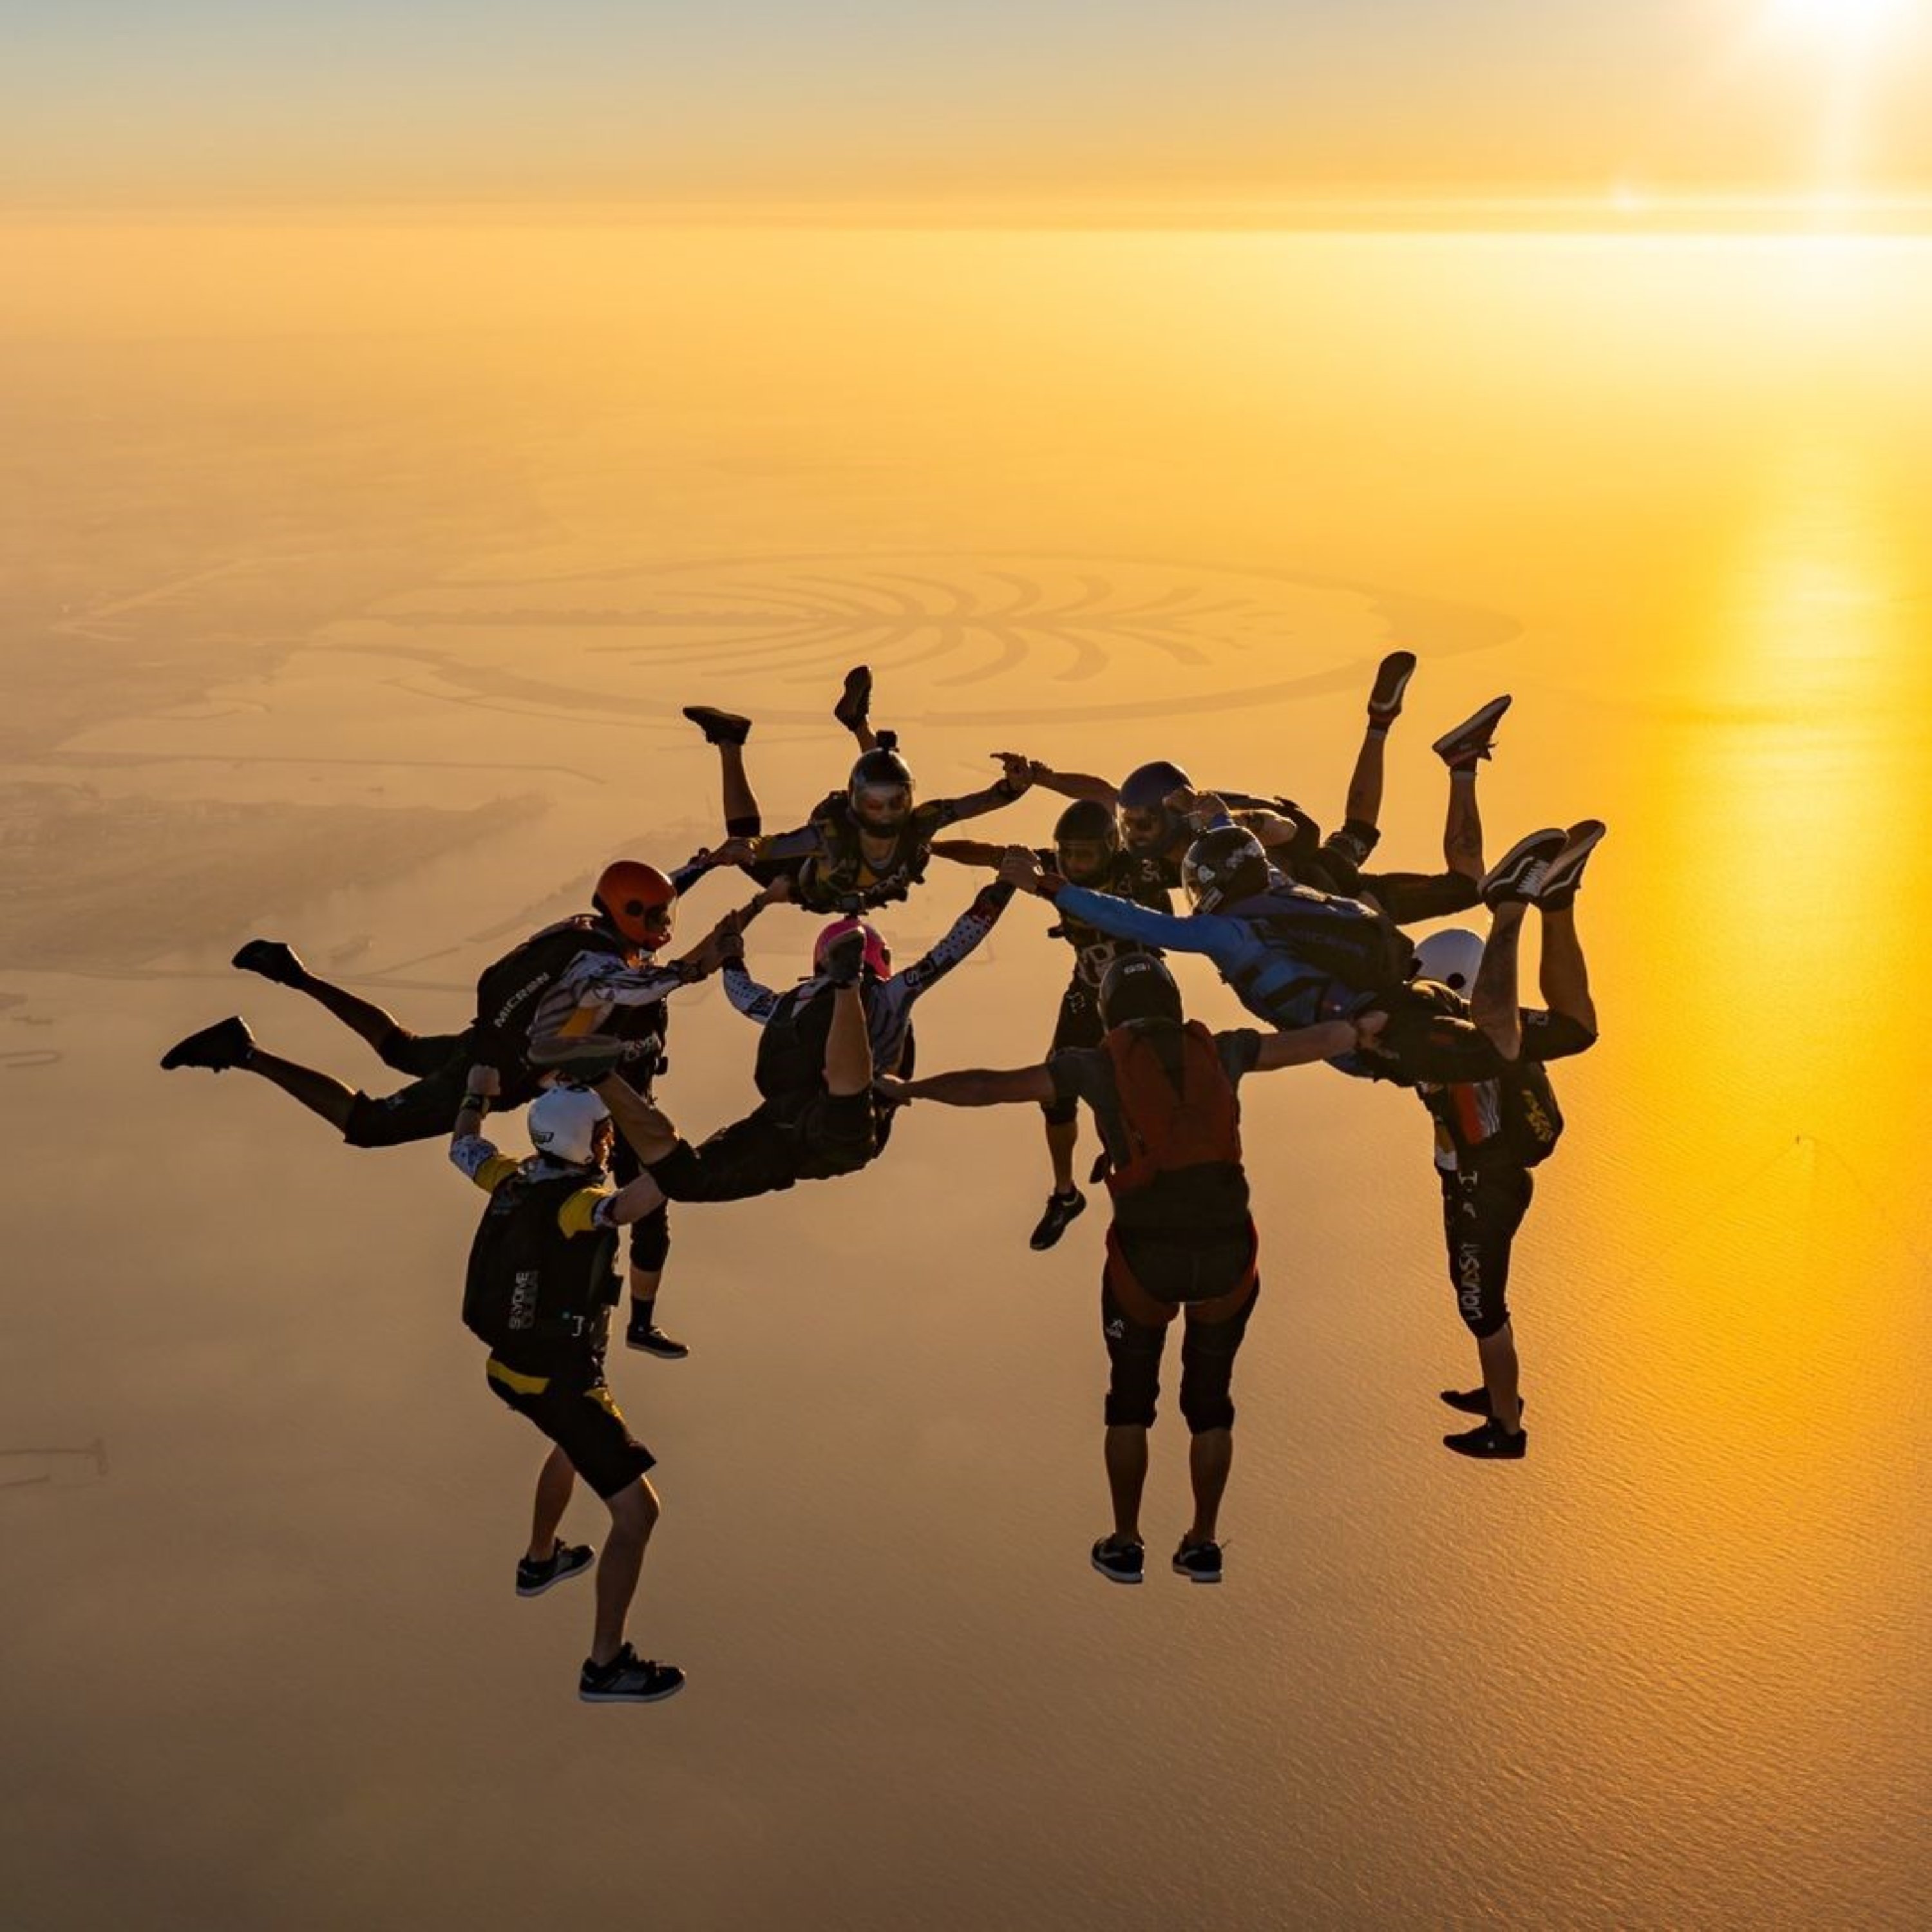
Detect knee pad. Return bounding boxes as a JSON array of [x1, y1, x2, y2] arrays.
[[1179, 1378, 1236, 1435], [1461, 1297, 1511, 1341], [1041, 1094, 1079, 1128], [628, 1206, 671, 1274], [1104, 1383, 1159, 1430], [724, 813, 763, 838]]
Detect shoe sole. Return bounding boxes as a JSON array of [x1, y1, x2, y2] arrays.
[[1480, 828, 1566, 903], [1173, 1567, 1223, 1584], [1367, 650, 1417, 718], [1537, 819, 1606, 899], [516, 1560, 594, 1598], [1090, 1555, 1144, 1585], [625, 1341, 690, 1359], [578, 1677, 687, 1704], [1431, 694, 1513, 761]]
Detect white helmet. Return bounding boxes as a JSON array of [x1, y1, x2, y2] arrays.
[[1412, 927, 1485, 994], [527, 1086, 611, 1166]]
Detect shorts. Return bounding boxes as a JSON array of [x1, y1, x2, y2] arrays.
[[1440, 1158, 1534, 1339], [1043, 982, 1103, 1124], [1100, 1267, 1260, 1435], [486, 1360, 655, 1498], [647, 1090, 878, 1202]]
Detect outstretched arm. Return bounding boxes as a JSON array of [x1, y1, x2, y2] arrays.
[[1251, 1017, 1370, 1071], [994, 755, 1117, 808], [929, 837, 1008, 870], [895, 878, 1016, 995], [931, 755, 1034, 829], [883, 1063, 1057, 1108]]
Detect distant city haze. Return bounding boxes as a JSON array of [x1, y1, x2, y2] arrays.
[[1, 220, 1928, 1929]]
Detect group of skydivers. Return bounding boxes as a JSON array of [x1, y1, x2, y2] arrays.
[[161, 655, 1604, 1705]]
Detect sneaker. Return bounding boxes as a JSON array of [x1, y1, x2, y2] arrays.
[[681, 705, 752, 748], [1430, 695, 1513, 769], [1443, 1419, 1528, 1460], [1090, 1535, 1145, 1585], [516, 1537, 595, 1598], [1438, 1388, 1527, 1419], [230, 938, 307, 986], [578, 1642, 686, 1704], [833, 663, 873, 735], [1480, 828, 1567, 908], [526, 1031, 630, 1083], [626, 1321, 690, 1361], [822, 930, 867, 988], [1535, 819, 1606, 910], [1028, 1187, 1087, 1252], [160, 1016, 255, 1072], [1172, 1539, 1224, 1584], [1366, 650, 1417, 723]]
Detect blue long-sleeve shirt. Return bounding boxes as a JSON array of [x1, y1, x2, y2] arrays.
[[1051, 880, 1387, 1031]]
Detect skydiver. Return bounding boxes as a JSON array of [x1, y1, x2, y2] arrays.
[[542, 877, 1014, 1208], [159, 864, 760, 1356], [452, 1070, 683, 1703], [670, 665, 1034, 913], [1398, 821, 1605, 1458], [877, 953, 1383, 1586], [931, 797, 1173, 1251]]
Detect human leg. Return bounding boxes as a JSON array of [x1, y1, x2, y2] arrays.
[[1439, 1163, 1532, 1448], [526, 1444, 576, 1562], [834, 663, 877, 752], [591, 1477, 659, 1666], [1535, 820, 1604, 1034], [232, 940, 430, 1061], [1177, 1277, 1258, 1548], [1099, 1273, 1172, 1551]]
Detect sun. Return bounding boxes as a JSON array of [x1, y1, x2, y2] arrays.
[[1766, 0, 1902, 46]]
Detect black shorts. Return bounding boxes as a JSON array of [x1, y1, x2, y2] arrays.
[[486, 1362, 655, 1498], [1440, 1159, 1534, 1340], [647, 1090, 878, 1202], [1043, 983, 1103, 1124]]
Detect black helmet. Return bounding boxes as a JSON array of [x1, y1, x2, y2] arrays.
[[1098, 952, 1184, 1029], [1182, 825, 1271, 913], [849, 730, 914, 831], [1053, 799, 1119, 882], [1117, 760, 1191, 853]]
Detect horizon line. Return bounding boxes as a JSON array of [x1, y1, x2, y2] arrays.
[[10, 190, 1932, 236]]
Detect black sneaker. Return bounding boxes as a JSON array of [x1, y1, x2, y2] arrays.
[[1535, 819, 1606, 911], [1439, 1388, 1526, 1419], [1028, 1187, 1086, 1251], [1443, 1419, 1528, 1460], [160, 1016, 255, 1072], [822, 930, 867, 988], [626, 1321, 690, 1361], [682, 705, 752, 748], [833, 663, 873, 734], [231, 938, 307, 986], [1431, 694, 1513, 769], [578, 1642, 686, 1704], [516, 1537, 595, 1598], [1367, 649, 1417, 723], [1090, 1535, 1145, 1585], [1480, 828, 1567, 908], [1172, 1539, 1224, 1585]]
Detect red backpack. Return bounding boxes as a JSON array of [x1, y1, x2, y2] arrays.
[[1101, 1021, 1250, 1233]]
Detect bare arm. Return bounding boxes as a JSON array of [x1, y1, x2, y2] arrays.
[[884, 1064, 1057, 1108], [929, 838, 1007, 869], [996, 755, 1119, 808], [1251, 1018, 1367, 1071]]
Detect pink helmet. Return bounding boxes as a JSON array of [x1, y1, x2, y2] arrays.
[[813, 917, 891, 980]]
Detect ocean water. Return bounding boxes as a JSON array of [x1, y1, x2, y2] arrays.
[[1, 224, 1927, 1929]]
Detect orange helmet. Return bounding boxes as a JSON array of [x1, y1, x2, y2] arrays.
[[593, 860, 676, 947]]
